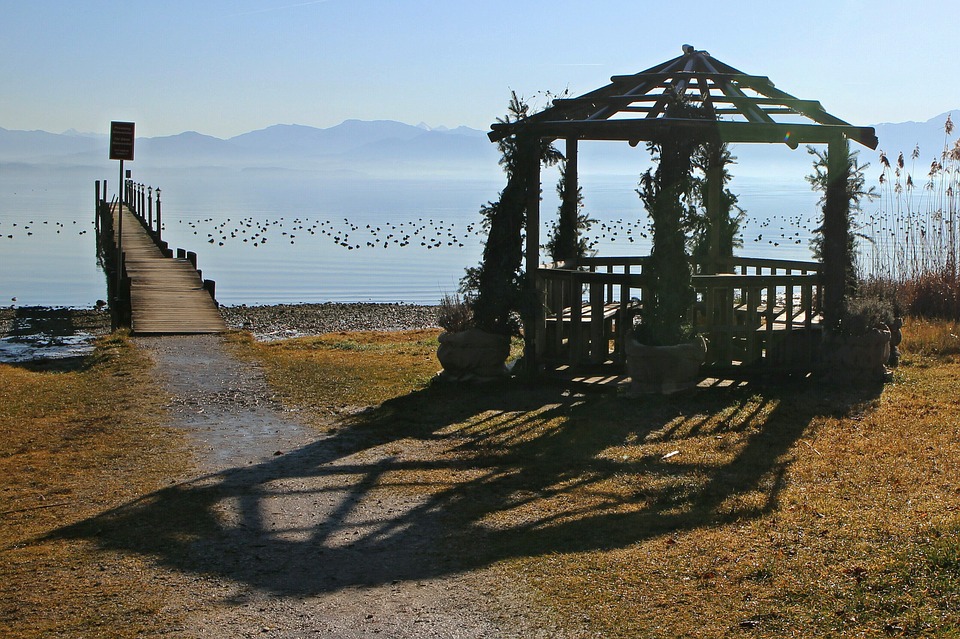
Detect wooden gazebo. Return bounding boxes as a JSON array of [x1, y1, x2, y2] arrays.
[[488, 45, 878, 381]]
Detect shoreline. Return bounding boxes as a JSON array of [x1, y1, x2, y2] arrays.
[[0, 303, 440, 362]]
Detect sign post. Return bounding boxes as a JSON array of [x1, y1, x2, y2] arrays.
[[109, 121, 135, 322]]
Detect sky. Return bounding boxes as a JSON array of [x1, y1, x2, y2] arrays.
[[2, 0, 957, 139]]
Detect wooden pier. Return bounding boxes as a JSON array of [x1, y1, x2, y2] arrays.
[[96, 180, 225, 335]]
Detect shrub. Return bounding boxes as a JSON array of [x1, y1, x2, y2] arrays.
[[437, 293, 473, 333], [835, 293, 896, 336]]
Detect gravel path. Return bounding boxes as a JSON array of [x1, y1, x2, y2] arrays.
[[133, 333, 556, 638]]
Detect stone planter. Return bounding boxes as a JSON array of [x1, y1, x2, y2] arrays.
[[888, 317, 903, 367], [819, 327, 892, 384], [625, 334, 707, 395], [436, 328, 511, 382]]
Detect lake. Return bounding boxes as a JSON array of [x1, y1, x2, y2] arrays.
[[1, 163, 822, 308]]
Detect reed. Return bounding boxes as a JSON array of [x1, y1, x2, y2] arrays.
[[861, 115, 960, 318]]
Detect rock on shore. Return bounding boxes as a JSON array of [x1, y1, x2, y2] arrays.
[[219, 303, 439, 340]]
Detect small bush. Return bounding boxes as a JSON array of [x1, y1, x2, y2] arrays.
[[437, 293, 473, 332], [836, 293, 896, 336]]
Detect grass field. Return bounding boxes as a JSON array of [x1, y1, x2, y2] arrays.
[[2, 322, 960, 637]]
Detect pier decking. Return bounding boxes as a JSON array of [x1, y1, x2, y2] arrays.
[[103, 201, 225, 335]]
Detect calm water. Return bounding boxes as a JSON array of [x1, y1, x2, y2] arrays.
[[1, 163, 821, 307]]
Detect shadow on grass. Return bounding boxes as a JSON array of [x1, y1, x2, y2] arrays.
[[47, 376, 884, 596]]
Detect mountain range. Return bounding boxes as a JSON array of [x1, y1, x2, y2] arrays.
[[1, 112, 957, 179]]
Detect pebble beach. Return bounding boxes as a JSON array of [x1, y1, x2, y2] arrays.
[[218, 302, 440, 339]]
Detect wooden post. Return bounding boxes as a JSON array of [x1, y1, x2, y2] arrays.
[[823, 136, 850, 330], [95, 180, 101, 233], [524, 135, 542, 374], [155, 188, 162, 242], [203, 279, 217, 303], [706, 144, 723, 274], [147, 186, 153, 229], [562, 137, 579, 261]]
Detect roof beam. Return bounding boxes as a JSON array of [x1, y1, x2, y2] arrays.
[[610, 71, 775, 87], [489, 118, 878, 149]]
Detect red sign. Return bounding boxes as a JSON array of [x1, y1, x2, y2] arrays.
[[109, 121, 135, 161]]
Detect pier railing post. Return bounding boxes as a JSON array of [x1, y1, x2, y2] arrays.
[[203, 279, 217, 304], [155, 188, 162, 242], [147, 186, 153, 230]]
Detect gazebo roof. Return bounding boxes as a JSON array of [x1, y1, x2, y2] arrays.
[[489, 45, 878, 150]]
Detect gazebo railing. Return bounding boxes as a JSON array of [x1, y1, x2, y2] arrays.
[[536, 255, 823, 373], [537, 260, 649, 365]]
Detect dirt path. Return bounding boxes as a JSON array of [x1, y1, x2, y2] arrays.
[[135, 335, 556, 638]]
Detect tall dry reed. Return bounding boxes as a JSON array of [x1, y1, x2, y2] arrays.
[[861, 115, 960, 318]]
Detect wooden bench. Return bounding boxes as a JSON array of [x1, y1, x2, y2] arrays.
[[544, 301, 623, 364]]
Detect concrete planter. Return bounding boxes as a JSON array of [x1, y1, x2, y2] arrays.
[[436, 328, 510, 382], [625, 334, 707, 395], [819, 327, 892, 383]]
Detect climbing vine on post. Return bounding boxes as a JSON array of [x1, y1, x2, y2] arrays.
[[806, 139, 877, 329], [689, 142, 745, 264], [635, 98, 710, 346], [461, 92, 562, 337], [545, 162, 592, 263]]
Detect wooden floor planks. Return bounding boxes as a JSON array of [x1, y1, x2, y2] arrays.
[[113, 205, 226, 335]]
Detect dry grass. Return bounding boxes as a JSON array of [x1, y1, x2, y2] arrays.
[[0, 333, 190, 638], [901, 317, 960, 360], [226, 328, 444, 420], [234, 327, 960, 637]]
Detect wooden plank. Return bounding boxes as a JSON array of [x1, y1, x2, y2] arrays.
[[546, 302, 620, 323]]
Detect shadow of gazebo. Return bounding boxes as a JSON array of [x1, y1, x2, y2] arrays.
[[487, 45, 878, 387]]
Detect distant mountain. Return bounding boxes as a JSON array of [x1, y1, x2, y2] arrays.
[[873, 111, 957, 158], [138, 131, 242, 160], [1, 113, 955, 179], [0, 126, 105, 162], [229, 120, 431, 156], [0, 119, 496, 175]]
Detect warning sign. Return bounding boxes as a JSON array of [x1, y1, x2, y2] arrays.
[[109, 121, 135, 161]]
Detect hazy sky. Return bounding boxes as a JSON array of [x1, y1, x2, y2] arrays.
[[2, 0, 956, 138]]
